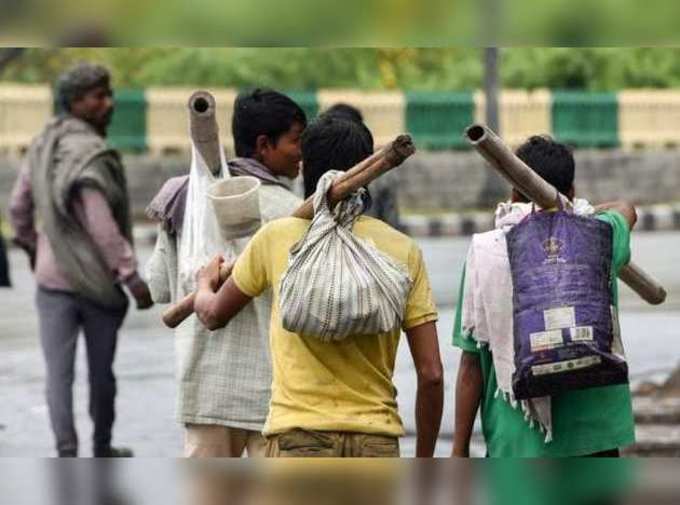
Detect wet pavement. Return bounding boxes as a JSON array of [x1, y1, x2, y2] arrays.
[[1, 231, 679, 457]]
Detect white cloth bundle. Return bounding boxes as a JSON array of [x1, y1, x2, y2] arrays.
[[279, 171, 412, 341]]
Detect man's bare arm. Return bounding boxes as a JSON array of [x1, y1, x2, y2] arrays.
[[194, 256, 252, 330], [594, 201, 637, 229], [452, 351, 483, 457], [405, 321, 444, 458]]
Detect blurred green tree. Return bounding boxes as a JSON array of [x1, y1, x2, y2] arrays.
[[5, 48, 680, 91]]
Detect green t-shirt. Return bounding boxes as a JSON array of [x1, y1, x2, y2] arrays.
[[486, 459, 636, 505], [453, 210, 635, 457]]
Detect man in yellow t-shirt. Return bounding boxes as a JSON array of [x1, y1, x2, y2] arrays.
[[194, 115, 443, 457]]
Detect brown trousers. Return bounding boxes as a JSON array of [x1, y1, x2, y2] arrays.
[[265, 429, 399, 457]]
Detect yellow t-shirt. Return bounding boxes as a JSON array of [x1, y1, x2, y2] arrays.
[[232, 215, 438, 437]]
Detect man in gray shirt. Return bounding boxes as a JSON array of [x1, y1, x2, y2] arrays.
[[146, 89, 306, 457], [9, 63, 153, 457]]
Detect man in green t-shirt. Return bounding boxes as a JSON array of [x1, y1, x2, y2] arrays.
[[452, 135, 638, 457]]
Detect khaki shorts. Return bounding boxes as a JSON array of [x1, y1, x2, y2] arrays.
[[185, 424, 266, 457], [265, 429, 399, 458]]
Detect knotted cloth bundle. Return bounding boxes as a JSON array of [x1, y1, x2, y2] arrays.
[[279, 171, 412, 341]]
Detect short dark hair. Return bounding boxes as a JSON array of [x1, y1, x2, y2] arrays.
[[322, 103, 374, 154], [302, 115, 374, 198], [232, 88, 307, 158], [55, 62, 110, 113], [324, 103, 364, 124], [515, 135, 575, 200]]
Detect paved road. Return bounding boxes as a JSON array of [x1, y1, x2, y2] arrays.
[[1, 231, 679, 457]]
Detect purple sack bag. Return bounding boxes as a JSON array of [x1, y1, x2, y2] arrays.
[[506, 203, 628, 400]]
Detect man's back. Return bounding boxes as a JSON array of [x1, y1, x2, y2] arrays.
[[232, 215, 438, 437], [7, 62, 150, 458], [453, 208, 635, 456], [172, 181, 301, 431]]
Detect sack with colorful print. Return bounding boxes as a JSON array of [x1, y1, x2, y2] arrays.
[[506, 203, 628, 400]]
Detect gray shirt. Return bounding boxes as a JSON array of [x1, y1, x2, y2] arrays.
[[146, 183, 301, 431]]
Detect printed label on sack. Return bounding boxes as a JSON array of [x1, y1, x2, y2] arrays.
[[569, 326, 594, 342], [543, 307, 576, 330], [530, 330, 564, 352], [531, 355, 601, 376]]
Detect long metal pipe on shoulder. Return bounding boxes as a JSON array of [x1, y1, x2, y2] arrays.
[[161, 134, 416, 329], [464, 123, 667, 306], [188, 90, 222, 176]]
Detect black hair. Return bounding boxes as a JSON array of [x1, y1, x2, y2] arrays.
[[322, 103, 374, 154], [231, 88, 307, 158], [302, 115, 374, 198], [324, 103, 364, 124], [55, 62, 110, 113], [515, 135, 575, 201]]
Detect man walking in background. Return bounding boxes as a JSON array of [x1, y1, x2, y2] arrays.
[[9, 62, 153, 457], [0, 214, 10, 288]]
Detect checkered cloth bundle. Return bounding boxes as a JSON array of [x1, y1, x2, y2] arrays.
[[279, 171, 411, 342]]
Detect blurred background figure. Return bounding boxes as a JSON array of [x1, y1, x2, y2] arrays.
[[323, 103, 401, 230], [8, 62, 153, 458], [0, 215, 10, 288], [0, 49, 21, 290]]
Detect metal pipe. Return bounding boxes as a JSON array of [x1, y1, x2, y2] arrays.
[[618, 263, 668, 306], [161, 134, 416, 329], [188, 90, 222, 176], [464, 123, 667, 306]]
